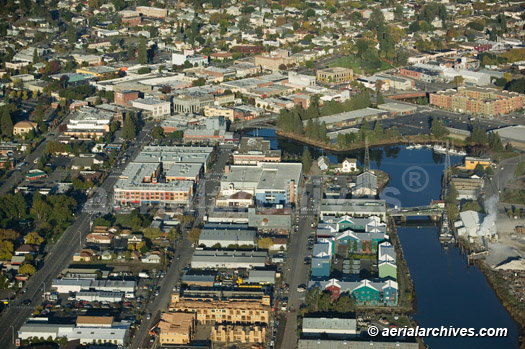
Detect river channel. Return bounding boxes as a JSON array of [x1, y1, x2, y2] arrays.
[[246, 128, 519, 348]]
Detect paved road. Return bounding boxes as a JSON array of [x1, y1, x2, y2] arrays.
[[130, 237, 194, 349], [0, 124, 153, 347], [278, 177, 320, 349]]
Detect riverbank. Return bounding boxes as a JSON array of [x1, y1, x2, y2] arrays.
[[276, 130, 463, 153]]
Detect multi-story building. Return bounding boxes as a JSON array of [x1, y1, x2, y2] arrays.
[[172, 92, 215, 113], [136, 6, 167, 18], [220, 162, 302, 207], [114, 90, 139, 107], [64, 107, 113, 139], [429, 87, 525, 117], [158, 312, 196, 345], [113, 162, 194, 207], [316, 67, 353, 84], [400, 66, 440, 83], [204, 106, 235, 121], [254, 50, 295, 72], [169, 292, 271, 325], [211, 324, 266, 343], [13, 121, 37, 136], [131, 98, 171, 118], [233, 138, 282, 165]]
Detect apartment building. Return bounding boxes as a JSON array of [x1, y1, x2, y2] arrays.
[[169, 293, 271, 325], [211, 324, 266, 343], [158, 312, 196, 345], [316, 67, 353, 84], [429, 87, 525, 117]]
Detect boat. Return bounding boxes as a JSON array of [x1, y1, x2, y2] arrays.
[[413, 144, 423, 149], [406, 145, 415, 150], [433, 145, 447, 153]]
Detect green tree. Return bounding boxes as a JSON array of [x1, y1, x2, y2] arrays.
[[152, 126, 164, 140], [488, 132, 504, 152], [431, 118, 449, 138], [122, 114, 137, 140], [67, 26, 76, 45], [1, 108, 13, 137], [461, 201, 482, 212], [302, 148, 313, 173], [0, 240, 14, 260], [376, 92, 384, 105], [138, 37, 148, 64], [188, 228, 201, 244], [19, 264, 36, 275], [470, 126, 488, 145], [24, 232, 44, 245], [335, 294, 355, 312]]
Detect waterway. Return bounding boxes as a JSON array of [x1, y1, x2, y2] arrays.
[[246, 128, 519, 348]]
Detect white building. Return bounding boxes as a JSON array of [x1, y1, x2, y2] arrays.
[[443, 68, 491, 86], [198, 228, 256, 247], [131, 98, 171, 117], [288, 71, 316, 88], [339, 158, 357, 173], [172, 51, 208, 67]]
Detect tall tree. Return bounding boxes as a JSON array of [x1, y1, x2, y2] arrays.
[[1, 108, 13, 137], [122, 114, 137, 140], [138, 37, 148, 64], [302, 148, 312, 173]]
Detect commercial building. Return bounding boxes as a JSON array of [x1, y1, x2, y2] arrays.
[[13, 121, 37, 136], [429, 87, 525, 117], [400, 66, 440, 83], [204, 106, 235, 121], [75, 66, 119, 78], [158, 312, 196, 345], [198, 226, 257, 247], [183, 129, 237, 144], [169, 292, 271, 324], [462, 156, 491, 170], [172, 92, 214, 113], [298, 339, 419, 349], [114, 90, 139, 107], [319, 199, 387, 220], [220, 162, 302, 207], [233, 138, 282, 165], [316, 67, 353, 84], [51, 279, 136, 295], [64, 107, 113, 138], [114, 162, 194, 207], [288, 71, 316, 87], [450, 177, 484, 200], [131, 98, 171, 118], [134, 145, 213, 171], [307, 108, 388, 131], [379, 102, 417, 116], [254, 51, 295, 72], [165, 163, 203, 183], [190, 250, 268, 269], [136, 6, 168, 18], [494, 125, 525, 150], [302, 317, 358, 338]]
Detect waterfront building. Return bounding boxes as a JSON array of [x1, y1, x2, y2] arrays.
[[319, 199, 386, 220], [302, 317, 358, 339], [190, 250, 268, 269], [233, 138, 282, 165], [429, 87, 525, 117], [220, 162, 302, 207]]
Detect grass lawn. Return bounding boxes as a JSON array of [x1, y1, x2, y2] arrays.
[[328, 55, 394, 75], [114, 214, 135, 228]]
